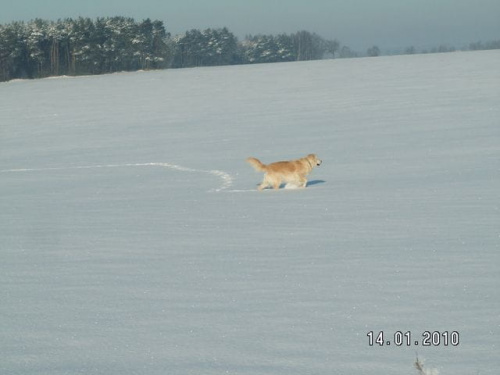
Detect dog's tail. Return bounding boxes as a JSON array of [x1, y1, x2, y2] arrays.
[[246, 157, 267, 172]]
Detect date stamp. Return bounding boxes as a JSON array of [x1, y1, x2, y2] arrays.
[[367, 331, 459, 347]]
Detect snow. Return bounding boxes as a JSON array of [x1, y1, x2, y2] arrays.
[[1, 50, 499, 375]]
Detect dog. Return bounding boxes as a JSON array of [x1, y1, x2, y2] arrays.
[[246, 154, 322, 190]]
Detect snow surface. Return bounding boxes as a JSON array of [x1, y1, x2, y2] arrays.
[[1, 51, 499, 375]]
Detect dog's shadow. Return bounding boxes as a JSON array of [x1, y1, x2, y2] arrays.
[[278, 180, 327, 189], [306, 180, 326, 187]]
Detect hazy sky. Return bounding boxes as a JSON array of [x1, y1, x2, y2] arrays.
[[1, 0, 499, 51]]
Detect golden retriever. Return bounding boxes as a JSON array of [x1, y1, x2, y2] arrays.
[[246, 154, 322, 190]]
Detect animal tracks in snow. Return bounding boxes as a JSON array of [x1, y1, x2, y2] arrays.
[[0, 162, 237, 193]]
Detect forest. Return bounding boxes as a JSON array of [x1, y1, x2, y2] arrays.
[[1, 17, 499, 82], [0, 17, 340, 82]]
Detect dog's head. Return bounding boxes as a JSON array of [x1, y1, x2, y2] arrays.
[[307, 154, 322, 167]]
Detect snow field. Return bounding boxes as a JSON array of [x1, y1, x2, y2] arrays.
[[1, 50, 499, 375]]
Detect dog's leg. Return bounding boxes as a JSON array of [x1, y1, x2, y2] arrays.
[[272, 177, 281, 190], [298, 176, 308, 188], [258, 175, 270, 191]]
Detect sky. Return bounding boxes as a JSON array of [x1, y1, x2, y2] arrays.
[[1, 0, 499, 52]]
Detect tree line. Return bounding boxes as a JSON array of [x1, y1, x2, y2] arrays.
[[1, 17, 499, 82], [367, 40, 500, 58], [0, 17, 170, 81], [0, 17, 342, 82]]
